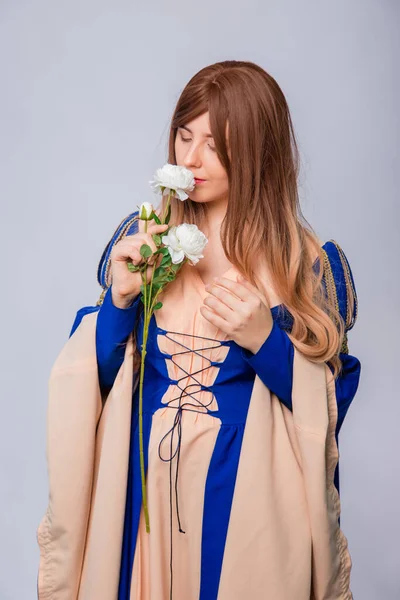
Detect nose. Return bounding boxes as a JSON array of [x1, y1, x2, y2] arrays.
[[182, 142, 202, 169]]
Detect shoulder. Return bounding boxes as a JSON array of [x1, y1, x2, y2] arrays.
[[96, 210, 140, 302], [318, 239, 359, 333]]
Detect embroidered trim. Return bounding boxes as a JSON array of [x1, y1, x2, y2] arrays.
[[322, 240, 359, 355], [325, 364, 354, 598], [95, 211, 140, 306], [331, 240, 359, 332]]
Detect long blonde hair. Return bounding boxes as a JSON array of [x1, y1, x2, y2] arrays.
[[151, 60, 352, 378]]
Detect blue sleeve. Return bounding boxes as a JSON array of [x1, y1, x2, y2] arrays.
[[332, 352, 361, 437], [320, 240, 359, 334], [240, 240, 361, 434], [69, 210, 141, 392], [240, 319, 294, 412], [95, 286, 142, 391], [241, 322, 361, 438], [321, 241, 361, 435], [332, 351, 361, 500]]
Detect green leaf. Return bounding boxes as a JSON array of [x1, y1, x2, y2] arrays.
[[127, 262, 140, 272], [160, 254, 171, 267], [151, 274, 164, 285], [152, 234, 162, 246], [152, 212, 161, 225], [160, 247, 170, 256], [151, 276, 168, 286], [153, 266, 164, 279], [153, 302, 163, 310], [140, 244, 152, 259]]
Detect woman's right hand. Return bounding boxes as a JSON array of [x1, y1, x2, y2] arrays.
[[109, 219, 169, 308]]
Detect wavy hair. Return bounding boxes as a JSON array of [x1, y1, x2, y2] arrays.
[[149, 60, 352, 379]]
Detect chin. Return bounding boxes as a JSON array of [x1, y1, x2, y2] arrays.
[[187, 196, 214, 204], [188, 188, 216, 201]]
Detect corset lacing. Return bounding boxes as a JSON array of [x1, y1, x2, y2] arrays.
[[155, 327, 230, 600]]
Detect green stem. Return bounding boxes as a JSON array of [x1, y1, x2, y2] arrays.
[[161, 190, 173, 223], [138, 245, 182, 533], [138, 255, 162, 533], [138, 313, 150, 532], [138, 269, 150, 532]]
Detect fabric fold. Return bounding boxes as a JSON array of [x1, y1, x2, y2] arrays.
[[37, 306, 353, 599]]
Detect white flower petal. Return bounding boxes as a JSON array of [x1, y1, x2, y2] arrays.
[[175, 189, 189, 201], [185, 252, 204, 262], [161, 223, 208, 268], [169, 248, 185, 264], [149, 163, 195, 199]]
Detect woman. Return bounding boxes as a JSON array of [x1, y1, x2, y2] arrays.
[[38, 60, 361, 600]]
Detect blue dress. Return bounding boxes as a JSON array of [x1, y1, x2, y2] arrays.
[[70, 240, 361, 600]]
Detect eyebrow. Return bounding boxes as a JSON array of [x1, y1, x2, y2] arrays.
[[178, 125, 214, 138]]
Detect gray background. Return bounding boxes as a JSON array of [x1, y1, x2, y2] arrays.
[[1, 1, 398, 598]]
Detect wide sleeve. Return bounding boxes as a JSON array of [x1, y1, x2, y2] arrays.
[[69, 305, 100, 338], [241, 239, 361, 438], [68, 288, 141, 394]]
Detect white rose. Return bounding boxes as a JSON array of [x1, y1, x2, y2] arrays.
[[161, 223, 208, 265], [149, 163, 195, 201], [138, 202, 154, 220]]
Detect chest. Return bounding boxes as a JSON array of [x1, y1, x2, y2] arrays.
[[192, 255, 234, 287]]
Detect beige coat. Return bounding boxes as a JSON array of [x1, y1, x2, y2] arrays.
[[37, 267, 353, 599]]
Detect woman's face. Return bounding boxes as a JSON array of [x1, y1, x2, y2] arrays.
[[174, 111, 229, 206]]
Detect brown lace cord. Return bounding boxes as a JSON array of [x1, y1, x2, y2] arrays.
[[156, 329, 229, 600]]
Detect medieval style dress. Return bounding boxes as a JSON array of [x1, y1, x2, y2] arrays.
[[67, 212, 361, 600]]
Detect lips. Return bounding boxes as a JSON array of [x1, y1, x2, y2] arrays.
[[194, 178, 206, 183]]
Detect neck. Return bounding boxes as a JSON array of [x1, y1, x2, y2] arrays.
[[201, 197, 228, 237]]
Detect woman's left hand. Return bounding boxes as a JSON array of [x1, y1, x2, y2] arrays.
[[200, 274, 274, 354]]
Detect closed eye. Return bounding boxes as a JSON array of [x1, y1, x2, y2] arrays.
[[179, 132, 216, 151]]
